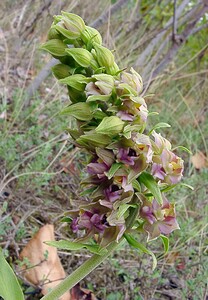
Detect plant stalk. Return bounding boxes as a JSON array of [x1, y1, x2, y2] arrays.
[[40, 206, 139, 300], [40, 240, 122, 300]]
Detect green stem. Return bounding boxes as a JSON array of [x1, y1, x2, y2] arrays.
[[40, 240, 121, 300], [40, 205, 139, 300]]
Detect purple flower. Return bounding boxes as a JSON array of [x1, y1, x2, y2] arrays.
[[71, 210, 107, 234], [152, 149, 184, 184], [116, 111, 134, 121], [104, 184, 123, 203], [87, 161, 109, 178], [117, 148, 137, 166], [140, 197, 180, 240]]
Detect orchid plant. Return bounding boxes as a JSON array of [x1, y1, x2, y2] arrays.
[[39, 12, 184, 299]]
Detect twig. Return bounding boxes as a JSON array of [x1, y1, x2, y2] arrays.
[[172, 0, 177, 41]]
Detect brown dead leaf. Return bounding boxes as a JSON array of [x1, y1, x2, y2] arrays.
[[19, 224, 71, 300], [70, 284, 97, 300], [191, 151, 208, 169]]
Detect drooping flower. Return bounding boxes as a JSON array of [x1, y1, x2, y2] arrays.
[[140, 197, 180, 240], [152, 149, 184, 184], [71, 209, 108, 235]]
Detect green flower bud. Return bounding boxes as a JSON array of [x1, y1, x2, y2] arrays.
[[95, 116, 124, 136], [81, 26, 102, 45], [40, 39, 66, 57], [53, 12, 85, 40], [65, 48, 93, 67], [92, 74, 115, 95], [51, 64, 72, 79], [47, 28, 62, 40], [59, 74, 91, 91], [107, 62, 120, 76], [93, 42, 115, 68], [121, 67, 143, 94]]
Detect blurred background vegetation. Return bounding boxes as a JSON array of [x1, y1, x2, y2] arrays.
[[0, 0, 207, 299]]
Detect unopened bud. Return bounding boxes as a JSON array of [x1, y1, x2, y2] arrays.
[[93, 42, 115, 68], [53, 12, 85, 40], [65, 48, 93, 67], [121, 67, 143, 94], [40, 39, 66, 57], [92, 74, 115, 95], [47, 28, 61, 40], [51, 64, 72, 79], [81, 26, 102, 45]]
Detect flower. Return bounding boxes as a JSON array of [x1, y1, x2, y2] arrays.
[[71, 210, 108, 234], [117, 148, 137, 166], [140, 197, 180, 240], [119, 67, 143, 94], [152, 149, 184, 184]]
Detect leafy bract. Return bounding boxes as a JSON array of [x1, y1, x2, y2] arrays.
[[138, 172, 163, 205]]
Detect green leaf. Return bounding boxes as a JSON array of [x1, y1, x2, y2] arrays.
[[45, 240, 107, 255], [0, 250, 24, 300], [60, 102, 92, 121], [138, 172, 163, 205], [104, 163, 123, 179], [172, 146, 192, 154], [124, 234, 157, 270], [149, 122, 171, 135], [95, 116, 124, 136], [160, 235, 169, 254]]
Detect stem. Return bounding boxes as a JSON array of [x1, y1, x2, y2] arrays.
[[40, 240, 122, 300], [40, 206, 139, 300]]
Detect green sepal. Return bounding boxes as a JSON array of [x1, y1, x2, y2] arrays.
[[95, 116, 124, 136], [40, 39, 66, 57], [124, 233, 157, 270], [138, 172, 163, 205], [60, 102, 93, 121], [45, 240, 107, 255]]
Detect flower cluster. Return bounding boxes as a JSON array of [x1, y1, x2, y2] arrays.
[[42, 12, 184, 246]]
